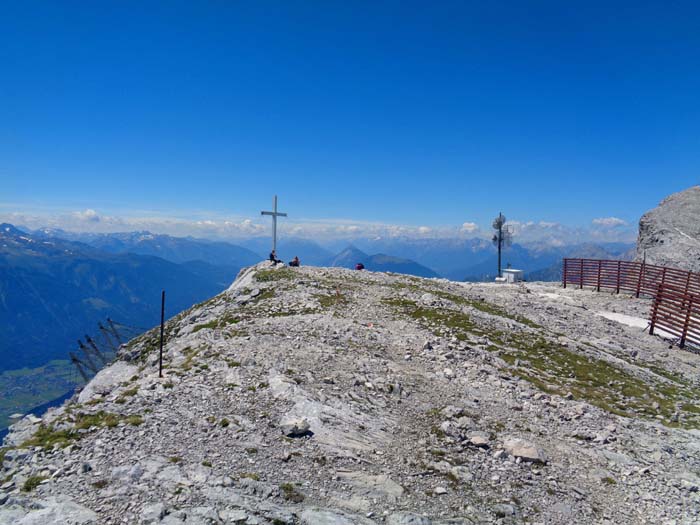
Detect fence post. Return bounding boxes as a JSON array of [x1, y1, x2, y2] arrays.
[[159, 290, 165, 378], [563, 259, 567, 288], [596, 260, 602, 292], [616, 260, 621, 294], [685, 272, 691, 295], [580, 259, 584, 289], [636, 261, 644, 298], [680, 296, 693, 349], [649, 284, 661, 335]]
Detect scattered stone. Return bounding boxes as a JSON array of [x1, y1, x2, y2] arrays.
[[387, 512, 432, 525], [503, 438, 547, 463], [493, 503, 517, 517], [279, 417, 311, 437]]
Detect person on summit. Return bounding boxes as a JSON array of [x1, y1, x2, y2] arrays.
[[289, 256, 300, 267], [355, 262, 365, 270], [269, 250, 282, 265]]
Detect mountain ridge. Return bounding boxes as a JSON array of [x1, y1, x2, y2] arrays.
[[2, 262, 699, 524], [636, 185, 700, 272]]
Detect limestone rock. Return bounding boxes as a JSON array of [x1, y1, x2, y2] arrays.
[[387, 512, 432, 525], [636, 185, 700, 271], [503, 438, 547, 463], [279, 417, 311, 437]]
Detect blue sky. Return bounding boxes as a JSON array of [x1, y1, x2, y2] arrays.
[[1, 1, 698, 239]]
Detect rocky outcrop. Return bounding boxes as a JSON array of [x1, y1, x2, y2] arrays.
[[1, 261, 700, 524], [636, 186, 700, 271]]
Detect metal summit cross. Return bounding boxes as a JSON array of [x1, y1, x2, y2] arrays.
[[261, 195, 287, 253]]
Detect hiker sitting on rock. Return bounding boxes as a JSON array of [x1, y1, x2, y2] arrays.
[[269, 250, 282, 264], [289, 256, 300, 267]]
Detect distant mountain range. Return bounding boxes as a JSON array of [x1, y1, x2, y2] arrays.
[[253, 236, 634, 282], [525, 243, 635, 282], [327, 246, 439, 277], [238, 237, 440, 276], [0, 224, 237, 372], [34, 229, 261, 269], [0, 223, 637, 374], [343, 237, 635, 281]]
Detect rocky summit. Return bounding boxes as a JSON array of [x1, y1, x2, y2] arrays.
[[636, 185, 700, 272], [1, 262, 700, 524]]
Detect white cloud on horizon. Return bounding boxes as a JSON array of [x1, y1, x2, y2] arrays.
[[592, 217, 628, 227], [72, 209, 101, 223], [460, 222, 479, 233], [0, 209, 638, 246]]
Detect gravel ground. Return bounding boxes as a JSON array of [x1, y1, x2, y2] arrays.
[[1, 262, 699, 525]]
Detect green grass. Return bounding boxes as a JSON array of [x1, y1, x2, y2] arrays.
[[121, 386, 139, 397], [74, 411, 120, 430], [220, 418, 230, 427], [255, 268, 297, 282], [385, 289, 700, 429], [280, 482, 305, 503], [432, 289, 541, 328], [181, 347, 201, 370], [115, 385, 139, 404], [20, 425, 78, 449], [383, 298, 484, 339], [252, 289, 275, 301], [494, 333, 700, 428], [239, 472, 260, 481], [22, 475, 47, 492], [315, 293, 349, 308], [192, 319, 219, 333], [126, 415, 144, 426], [193, 314, 241, 333]]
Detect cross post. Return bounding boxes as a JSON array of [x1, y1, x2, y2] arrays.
[[261, 195, 287, 253]]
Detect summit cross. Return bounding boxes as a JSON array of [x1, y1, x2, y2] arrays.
[[260, 195, 287, 253]]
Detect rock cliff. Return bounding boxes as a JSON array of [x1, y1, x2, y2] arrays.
[[636, 186, 700, 271], [1, 262, 699, 524]]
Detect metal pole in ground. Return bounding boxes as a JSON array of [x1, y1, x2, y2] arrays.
[[159, 290, 165, 378]]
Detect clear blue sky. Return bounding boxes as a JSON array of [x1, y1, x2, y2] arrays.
[[1, 1, 698, 228]]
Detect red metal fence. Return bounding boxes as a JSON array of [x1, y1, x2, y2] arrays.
[[562, 258, 700, 349], [562, 258, 700, 298], [649, 284, 700, 349]]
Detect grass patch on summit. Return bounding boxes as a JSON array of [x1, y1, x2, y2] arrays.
[[494, 333, 700, 429], [22, 475, 47, 492], [20, 425, 79, 449], [280, 482, 305, 503], [255, 268, 297, 282], [383, 298, 484, 339], [315, 293, 349, 308], [75, 411, 120, 429]]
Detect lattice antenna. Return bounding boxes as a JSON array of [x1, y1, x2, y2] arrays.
[[491, 212, 513, 278]]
